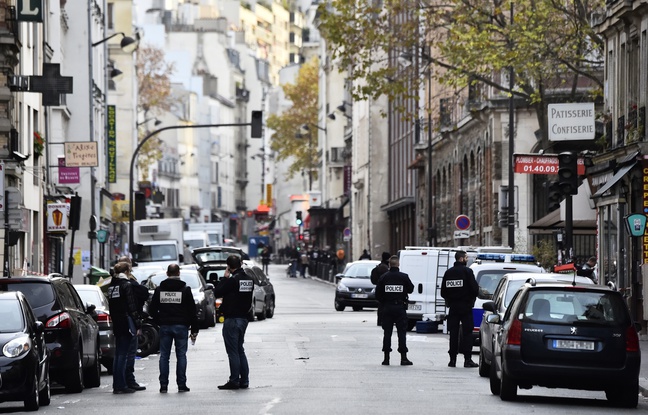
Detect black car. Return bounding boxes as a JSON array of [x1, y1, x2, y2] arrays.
[[145, 269, 217, 328], [0, 275, 101, 393], [334, 260, 380, 311], [486, 281, 641, 407], [0, 292, 50, 411]]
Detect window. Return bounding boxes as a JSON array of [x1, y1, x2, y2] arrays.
[[107, 3, 114, 29]]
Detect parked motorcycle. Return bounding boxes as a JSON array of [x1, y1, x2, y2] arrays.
[[136, 311, 160, 358]]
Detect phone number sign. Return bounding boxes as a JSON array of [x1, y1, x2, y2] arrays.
[[514, 154, 585, 175]]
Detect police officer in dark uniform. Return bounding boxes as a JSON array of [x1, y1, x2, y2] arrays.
[[148, 264, 198, 393], [440, 250, 479, 368], [375, 255, 414, 366], [371, 252, 391, 326], [213, 255, 254, 390]]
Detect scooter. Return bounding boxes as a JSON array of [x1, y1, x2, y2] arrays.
[[136, 311, 160, 358]]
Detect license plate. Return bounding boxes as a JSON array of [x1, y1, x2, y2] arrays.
[[351, 293, 368, 299], [408, 304, 422, 311], [553, 339, 595, 350]]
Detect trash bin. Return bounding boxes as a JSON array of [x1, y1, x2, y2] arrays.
[[86, 266, 110, 285]]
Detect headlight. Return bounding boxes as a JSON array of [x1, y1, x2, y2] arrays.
[[337, 283, 349, 292], [3, 336, 31, 358]]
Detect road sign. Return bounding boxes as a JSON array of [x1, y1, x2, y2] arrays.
[[343, 227, 351, 241], [514, 153, 586, 175], [454, 230, 469, 239], [455, 215, 471, 230]]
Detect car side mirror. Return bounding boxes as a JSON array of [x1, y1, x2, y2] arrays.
[[335, 274, 343, 284], [86, 303, 97, 315], [482, 301, 496, 312], [485, 313, 501, 325], [205, 283, 214, 290], [34, 320, 44, 334]]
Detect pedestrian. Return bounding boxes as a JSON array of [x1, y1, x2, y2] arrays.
[[375, 255, 414, 366], [300, 250, 309, 278], [148, 263, 198, 393], [359, 249, 372, 260], [371, 252, 391, 326], [118, 256, 149, 391], [577, 256, 598, 283], [261, 245, 271, 274], [440, 250, 479, 368], [107, 262, 142, 394], [291, 247, 300, 277], [213, 255, 254, 390]]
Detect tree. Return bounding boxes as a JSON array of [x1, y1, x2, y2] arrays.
[[317, 0, 604, 144], [135, 45, 176, 179], [267, 56, 319, 180]]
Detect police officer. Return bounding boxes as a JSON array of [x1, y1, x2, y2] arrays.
[[213, 255, 254, 390], [375, 255, 414, 366], [148, 264, 198, 393], [440, 250, 479, 368], [371, 252, 391, 326]]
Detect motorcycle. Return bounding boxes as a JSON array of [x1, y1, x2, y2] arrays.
[[136, 311, 160, 358]]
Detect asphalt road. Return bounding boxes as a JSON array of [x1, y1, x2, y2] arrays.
[[3, 264, 647, 414]]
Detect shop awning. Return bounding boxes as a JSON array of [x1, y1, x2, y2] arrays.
[[591, 162, 636, 198]]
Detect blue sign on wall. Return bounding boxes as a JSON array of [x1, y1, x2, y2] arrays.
[[248, 236, 270, 258]]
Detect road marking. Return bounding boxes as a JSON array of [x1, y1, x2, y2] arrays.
[[259, 397, 281, 414]]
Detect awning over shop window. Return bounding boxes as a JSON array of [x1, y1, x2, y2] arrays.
[[591, 162, 636, 198]]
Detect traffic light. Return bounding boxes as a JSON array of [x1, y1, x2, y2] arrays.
[[547, 181, 563, 212], [295, 211, 303, 226], [134, 191, 146, 220], [69, 195, 82, 231], [298, 234, 304, 241], [557, 152, 578, 195], [251, 111, 263, 138]]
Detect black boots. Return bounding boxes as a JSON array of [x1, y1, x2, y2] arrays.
[[448, 355, 457, 367], [400, 353, 413, 366], [382, 352, 390, 365]]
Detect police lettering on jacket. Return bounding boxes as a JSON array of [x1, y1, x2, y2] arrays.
[[160, 291, 183, 304]]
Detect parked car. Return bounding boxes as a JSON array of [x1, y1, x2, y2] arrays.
[[74, 284, 114, 372], [478, 272, 594, 377], [486, 281, 641, 407], [145, 269, 217, 328], [0, 275, 101, 393], [334, 260, 380, 311], [244, 264, 275, 321], [0, 291, 50, 411]]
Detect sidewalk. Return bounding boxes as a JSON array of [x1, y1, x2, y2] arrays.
[[640, 338, 648, 396]]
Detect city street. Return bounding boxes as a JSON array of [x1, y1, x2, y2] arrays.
[[3, 264, 646, 414]]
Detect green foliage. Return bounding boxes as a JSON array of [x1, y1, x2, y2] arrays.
[[317, 0, 605, 136], [267, 56, 319, 180], [532, 239, 557, 271]]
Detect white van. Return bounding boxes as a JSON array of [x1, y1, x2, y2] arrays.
[[398, 247, 463, 330], [183, 231, 210, 251]]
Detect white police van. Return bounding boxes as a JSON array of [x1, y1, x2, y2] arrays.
[[469, 253, 545, 345], [398, 247, 463, 331]]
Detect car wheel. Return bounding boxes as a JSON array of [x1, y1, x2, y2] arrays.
[[257, 303, 267, 321], [334, 299, 345, 312], [208, 306, 217, 327], [23, 373, 39, 411], [38, 369, 51, 407], [137, 324, 160, 358], [352, 306, 363, 311], [265, 298, 275, 319], [64, 349, 84, 393], [606, 379, 639, 408], [83, 344, 101, 388], [489, 357, 500, 395], [499, 368, 517, 401], [478, 347, 490, 378]]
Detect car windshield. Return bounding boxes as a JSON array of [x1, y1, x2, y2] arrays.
[[476, 270, 528, 297], [505, 280, 526, 307], [208, 234, 220, 245], [194, 251, 240, 263], [0, 281, 55, 309], [148, 271, 201, 289], [522, 289, 629, 325], [343, 263, 377, 278], [0, 299, 24, 332], [186, 239, 205, 249], [135, 244, 177, 262]]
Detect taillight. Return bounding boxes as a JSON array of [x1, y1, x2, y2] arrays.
[[46, 312, 71, 329], [215, 299, 222, 309], [97, 311, 111, 324], [626, 326, 639, 352], [506, 318, 522, 346]]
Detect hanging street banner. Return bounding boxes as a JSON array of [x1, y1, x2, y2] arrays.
[[58, 156, 79, 184], [547, 103, 595, 141], [514, 153, 586, 175], [65, 141, 98, 167]]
